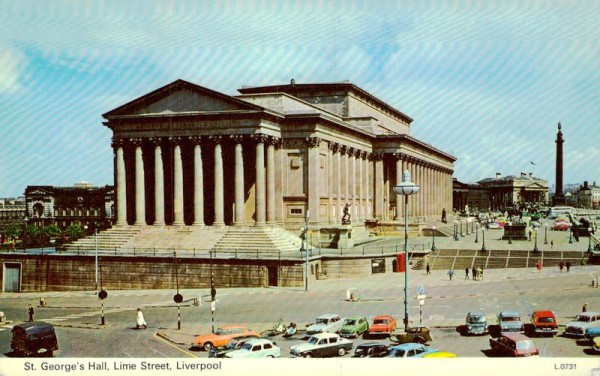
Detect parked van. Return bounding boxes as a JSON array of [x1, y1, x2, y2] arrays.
[[11, 321, 58, 356], [489, 332, 539, 357]]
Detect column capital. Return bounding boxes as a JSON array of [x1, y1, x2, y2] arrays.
[[266, 135, 282, 147], [393, 152, 404, 160], [346, 146, 355, 156], [169, 136, 184, 145], [111, 137, 126, 149], [188, 135, 203, 145], [148, 137, 163, 147], [208, 135, 223, 144], [339, 145, 348, 155], [305, 136, 321, 148], [130, 137, 144, 147], [360, 150, 368, 159], [353, 148, 362, 158], [328, 141, 339, 153], [251, 133, 268, 144], [369, 152, 384, 161], [230, 134, 244, 144]]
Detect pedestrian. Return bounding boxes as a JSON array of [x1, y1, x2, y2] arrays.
[[478, 267, 483, 281], [581, 256, 586, 268], [447, 269, 454, 281], [566, 261, 571, 272], [559, 260, 564, 272], [136, 308, 147, 329], [28, 304, 34, 322], [472, 266, 477, 281], [583, 303, 588, 312], [551, 240, 554, 249], [426, 263, 431, 275], [528, 230, 532, 241], [465, 267, 469, 280]]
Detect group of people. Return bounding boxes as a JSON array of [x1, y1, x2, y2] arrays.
[[558, 260, 572, 272], [442, 266, 484, 281]]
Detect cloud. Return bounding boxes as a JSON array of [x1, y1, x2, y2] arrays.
[[0, 47, 27, 94]]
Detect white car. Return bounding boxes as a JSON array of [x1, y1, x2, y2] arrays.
[[290, 333, 353, 358], [306, 314, 344, 335], [564, 312, 600, 337], [224, 338, 281, 358]]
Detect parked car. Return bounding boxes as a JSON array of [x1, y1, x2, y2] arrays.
[[224, 338, 281, 358], [530, 310, 559, 336], [565, 312, 600, 337], [386, 343, 439, 358], [208, 335, 260, 358], [552, 222, 571, 231], [352, 342, 389, 358], [339, 317, 369, 338], [306, 314, 344, 335], [191, 325, 259, 351], [489, 333, 539, 357], [290, 333, 353, 358], [11, 321, 59, 357], [465, 311, 488, 335], [592, 337, 600, 353], [390, 326, 432, 344], [367, 315, 396, 336], [584, 326, 600, 340], [497, 311, 524, 333], [422, 351, 457, 358]]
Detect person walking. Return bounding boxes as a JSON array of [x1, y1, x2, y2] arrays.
[[559, 260, 564, 272], [478, 267, 484, 281], [28, 304, 34, 322], [447, 269, 454, 281], [583, 303, 588, 313], [136, 308, 147, 329], [566, 261, 571, 272], [426, 263, 431, 275], [551, 240, 554, 249], [472, 266, 477, 281], [465, 267, 469, 280]]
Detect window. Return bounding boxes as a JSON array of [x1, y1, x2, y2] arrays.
[[329, 337, 337, 344], [291, 208, 303, 215], [264, 344, 272, 349]]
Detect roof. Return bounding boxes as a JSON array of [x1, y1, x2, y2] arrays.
[[316, 313, 340, 319], [498, 311, 521, 317], [373, 315, 394, 319], [498, 332, 532, 341], [389, 343, 427, 350], [308, 332, 339, 339], [13, 321, 55, 332], [533, 310, 556, 317], [244, 338, 275, 346]]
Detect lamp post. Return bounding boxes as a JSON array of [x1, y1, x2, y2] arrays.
[[544, 223, 548, 245], [508, 221, 512, 244], [533, 228, 539, 252], [481, 227, 487, 252], [466, 219, 471, 235], [475, 223, 479, 243], [569, 226, 574, 244], [588, 227, 593, 253], [84, 224, 99, 291], [460, 220, 464, 237], [393, 170, 420, 332], [431, 226, 436, 251], [453, 221, 459, 241]]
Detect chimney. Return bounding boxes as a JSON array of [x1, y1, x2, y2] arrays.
[[521, 172, 526, 178], [584, 181, 589, 187], [495, 173, 502, 180], [529, 172, 533, 178]]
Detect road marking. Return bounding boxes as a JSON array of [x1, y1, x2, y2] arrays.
[[154, 333, 198, 358]]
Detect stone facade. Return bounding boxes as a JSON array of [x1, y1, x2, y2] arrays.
[[103, 80, 455, 238]]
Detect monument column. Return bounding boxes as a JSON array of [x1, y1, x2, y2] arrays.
[[132, 138, 146, 226], [189, 136, 205, 227], [211, 136, 225, 227], [113, 138, 127, 226], [231, 135, 245, 226], [150, 138, 165, 226], [266, 137, 278, 225], [554, 122, 565, 205], [172, 137, 184, 226], [253, 134, 267, 226]]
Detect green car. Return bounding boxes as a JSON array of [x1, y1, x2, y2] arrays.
[[339, 317, 369, 338]]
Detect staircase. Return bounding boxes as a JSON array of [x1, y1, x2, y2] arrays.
[[65, 227, 140, 252], [214, 226, 302, 253]]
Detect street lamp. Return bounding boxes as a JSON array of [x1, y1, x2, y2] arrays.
[[588, 227, 593, 253], [481, 227, 487, 252], [544, 223, 548, 244], [508, 221, 512, 244], [431, 226, 436, 251], [393, 170, 420, 332], [460, 220, 464, 237], [533, 228, 539, 252], [453, 221, 459, 241], [475, 223, 479, 243]]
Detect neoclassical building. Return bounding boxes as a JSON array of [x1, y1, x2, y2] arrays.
[[102, 80, 455, 249]]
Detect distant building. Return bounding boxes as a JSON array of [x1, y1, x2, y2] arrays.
[[452, 179, 489, 213], [576, 181, 600, 209], [24, 182, 114, 231], [0, 197, 26, 232], [477, 172, 549, 210]]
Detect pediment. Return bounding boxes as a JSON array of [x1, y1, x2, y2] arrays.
[[103, 79, 264, 118], [525, 182, 547, 189], [29, 189, 50, 195]]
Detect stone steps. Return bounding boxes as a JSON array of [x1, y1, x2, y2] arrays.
[[65, 228, 140, 252], [214, 227, 302, 253]]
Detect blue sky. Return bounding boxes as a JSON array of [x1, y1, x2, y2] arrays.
[[1, 1, 598, 197]]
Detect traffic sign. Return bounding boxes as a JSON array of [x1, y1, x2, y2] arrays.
[[174, 293, 183, 303], [98, 290, 108, 300]]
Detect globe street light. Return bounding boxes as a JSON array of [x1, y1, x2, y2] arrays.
[[394, 170, 420, 332], [475, 222, 479, 243], [431, 226, 436, 251], [533, 228, 539, 253], [544, 223, 548, 244], [481, 227, 487, 252], [588, 227, 593, 253]]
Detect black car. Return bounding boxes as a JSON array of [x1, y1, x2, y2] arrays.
[[352, 342, 389, 358], [11, 321, 58, 357]]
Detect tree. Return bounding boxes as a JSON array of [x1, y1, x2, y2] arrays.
[[4, 224, 21, 241], [43, 224, 62, 239], [65, 224, 84, 241]]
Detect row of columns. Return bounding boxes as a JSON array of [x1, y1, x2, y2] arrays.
[[112, 134, 280, 227]]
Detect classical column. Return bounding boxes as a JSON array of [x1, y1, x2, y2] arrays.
[[351, 149, 357, 222], [359, 151, 365, 221], [306, 137, 321, 224], [373, 153, 384, 219], [231, 135, 245, 226], [344, 147, 350, 207], [336, 145, 342, 223], [407, 159, 416, 217], [172, 137, 184, 226], [150, 138, 165, 226], [113, 138, 127, 226], [253, 134, 267, 226], [365, 153, 370, 218], [132, 138, 146, 226], [266, 137, 277, 225], [211, 136, 225, 227], [394, 153, 402, 221], [189, 136, 204, 227], [328, 142, 336, 223]]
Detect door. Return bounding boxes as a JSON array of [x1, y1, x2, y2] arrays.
[[3, 263, 21, 292]]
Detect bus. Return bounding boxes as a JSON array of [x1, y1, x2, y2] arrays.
[[548, 206, 575, 219]]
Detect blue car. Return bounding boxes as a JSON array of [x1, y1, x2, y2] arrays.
[[585, 326, 600, 340], [386, 343, 438, 358], [497, 311, 524, 333]]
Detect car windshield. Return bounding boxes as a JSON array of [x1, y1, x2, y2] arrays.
[[576, 316, 591, 322], [215, 328, 225, 335], [373, 319, 387, 325], [307, 336, 319, 345], [241, 343, 253, 351], [316, 318, 329, 324], [469, 316, 485, 323], [516, 340, 535, 350], [389, 349, 406, 357], [538, 317, 555, 323], [502, 316, 519, 322], [344, 319, 356, 325]]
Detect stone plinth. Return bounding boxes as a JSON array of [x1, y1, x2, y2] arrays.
[[502, 224, 528, 240]]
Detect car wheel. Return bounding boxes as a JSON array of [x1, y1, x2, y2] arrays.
[[203, 342, 213, 351], [267, 355, 274, 358], [338, 347, 346, 356], [303, 353, 312, 358], [415, 336, 426, 344]]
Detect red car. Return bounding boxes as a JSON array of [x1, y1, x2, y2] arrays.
[[367, 315, 396, 336], [552, 221, 571, 231]]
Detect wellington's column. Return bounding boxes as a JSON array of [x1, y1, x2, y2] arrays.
[[230, 135, 245, 226], [253, 134, 267, 226], [113, 139, 127, 226], [150, 138, 165, 226], [266, 137, 277, 225], [132, 138, 146, 226], [554, 122, 565, 205], [172, 137, 184, 225], [190, 136, 204, 227], [211, 136, 225, 227]]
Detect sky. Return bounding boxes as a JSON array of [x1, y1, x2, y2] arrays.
[[1, 0, 599, 197]]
